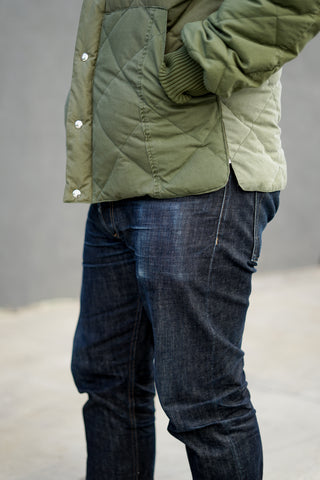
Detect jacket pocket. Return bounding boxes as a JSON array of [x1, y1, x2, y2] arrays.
[[139, 7, 169, 108], [139, 7, 227, 196]]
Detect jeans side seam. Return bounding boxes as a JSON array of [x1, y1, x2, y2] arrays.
[[128, 300, 143, 479], [205, 181, 228, 325], [251, 192, 264, 265], [110, 202, 120, 237], [228, 437, 248, 480], [214, 181, 228, 247], [229, 431, 263, 480]]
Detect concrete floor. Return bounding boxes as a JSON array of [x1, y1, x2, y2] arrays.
[[1, 267, 319, 480]]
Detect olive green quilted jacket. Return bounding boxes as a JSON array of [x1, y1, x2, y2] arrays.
[[64, 0, 320, 203]]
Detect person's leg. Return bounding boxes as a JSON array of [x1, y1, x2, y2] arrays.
[[71, 203, 155, 480], [121, 170, 279, 480]]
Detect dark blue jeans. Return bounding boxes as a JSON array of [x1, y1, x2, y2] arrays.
[[71, 170, 279, 479]]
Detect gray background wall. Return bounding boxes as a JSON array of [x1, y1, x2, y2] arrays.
[[0, 1, 319, 307]]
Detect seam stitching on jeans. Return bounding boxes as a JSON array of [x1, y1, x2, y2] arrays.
[[228, 435, 246, 480], [251, 193, 265, 264], [128, 300, 143, 478], [110, 202, 120, 237], [214, 180, 228, 247], [206, 180, 229, 312], [251, 192, 258, 264]]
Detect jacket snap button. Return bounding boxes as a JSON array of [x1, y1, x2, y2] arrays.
[[75, 120, 83, 129], [81, 53, 89, 62], [72, 189, 81, 199]]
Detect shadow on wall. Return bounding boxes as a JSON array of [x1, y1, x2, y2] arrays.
[[0, 0, 319, 307]]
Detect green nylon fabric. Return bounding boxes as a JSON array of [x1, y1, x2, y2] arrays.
[[64, 0, 320, 203]]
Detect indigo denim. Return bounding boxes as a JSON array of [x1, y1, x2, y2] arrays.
[[71, 170, 279, 479]]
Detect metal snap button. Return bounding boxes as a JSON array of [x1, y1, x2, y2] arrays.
[[72, 189, 81, 199]]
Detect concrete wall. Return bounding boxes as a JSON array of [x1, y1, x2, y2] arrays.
[[0, 1, 319, 307]]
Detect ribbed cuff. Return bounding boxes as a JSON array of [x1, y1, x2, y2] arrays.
[[159, 46, 208, 104]]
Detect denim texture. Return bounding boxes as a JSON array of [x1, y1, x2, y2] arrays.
[[71, 170, 279, 479]]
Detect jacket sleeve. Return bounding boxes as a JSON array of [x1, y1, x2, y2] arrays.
[[159, 0, 320, 103]]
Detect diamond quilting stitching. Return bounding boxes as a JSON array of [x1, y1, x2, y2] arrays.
[[93, 116, 146, 197], [94, 44, 145, 110], [92, 5, 229, 198], [96, 9, 219, 150], [223, 79, 279, 130], [146, 99, 221, 146], [222, 78, 281, 161], [94, 112, 142, 163]]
